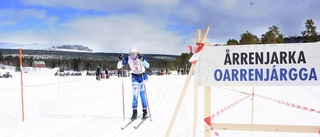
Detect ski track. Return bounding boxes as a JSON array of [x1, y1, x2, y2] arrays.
[[8, 76, 121, 137], [13, 96, 119, 137]]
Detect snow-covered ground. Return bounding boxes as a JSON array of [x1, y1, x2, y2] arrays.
[[0, 67, 319, 137]]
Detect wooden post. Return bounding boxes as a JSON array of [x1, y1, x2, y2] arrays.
[[193, 86, 199, 137], [166, 27, 210, 137], [204, 86, 211, 137], [200, 27, 211, 137], [211, 123, 320, 133], [192, 29, 201, 137], [196, 29, 201, 43]]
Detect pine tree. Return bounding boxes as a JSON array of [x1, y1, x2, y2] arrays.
[[301, 19, 319, 42], [261, 25, 284, 44], [226, 39, 239, 45], [239, 31, 260, 44]]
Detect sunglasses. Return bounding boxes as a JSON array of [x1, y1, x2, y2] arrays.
[[129, 52, 136, 56]]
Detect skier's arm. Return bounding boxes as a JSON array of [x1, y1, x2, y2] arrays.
[[117, 54, 129, 69], [117, 58, 129, 69], [142, 60, 149, 69], [117, 61, 123, 69], [138, 54, 150, 69], [117, 54, 125, 69]]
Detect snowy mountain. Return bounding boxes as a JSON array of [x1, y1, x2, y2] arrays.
[[49, 45, 92, 52], [0, 42, 92, 52]]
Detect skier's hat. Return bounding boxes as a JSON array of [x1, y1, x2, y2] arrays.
[[129, 46, 138, 53]]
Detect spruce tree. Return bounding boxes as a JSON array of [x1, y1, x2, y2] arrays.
[[301, 19, 319, 42]]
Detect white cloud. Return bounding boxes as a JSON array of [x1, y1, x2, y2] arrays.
[[0, 20, 16, 27], [1, 13, 190, 54], [0, 9, 15, 18], [45, 16, 60, 27], [222, 0, 237, 9], [0, 8, 46, 19], [54, 14, 189, 54], [21, 0, 179, 12], [0, 8, 47, 29], [20, 9, 46, 19], [2, 0, 320, 54]]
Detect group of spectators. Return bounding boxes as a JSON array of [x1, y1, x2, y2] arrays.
[[95, 66, 109, 80]]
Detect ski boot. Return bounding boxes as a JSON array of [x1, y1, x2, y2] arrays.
[[142, 109, 148, 119], [131, 109, 137, 121]]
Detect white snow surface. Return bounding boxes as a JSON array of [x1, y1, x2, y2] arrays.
[[0, 68, 320, 137]]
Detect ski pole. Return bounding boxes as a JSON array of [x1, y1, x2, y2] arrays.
[[121, 68, 125, 121], [140, 60, 152, 121], [141, 74, 152, 121]]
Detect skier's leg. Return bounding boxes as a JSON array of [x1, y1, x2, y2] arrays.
[[139, 82, 148, 119], [131, 81, 139, 120], [139, 83, 147, 109], [132, 81, 140, 109]]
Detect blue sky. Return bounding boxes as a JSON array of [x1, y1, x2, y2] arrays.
[[0, 0, 319, 55]]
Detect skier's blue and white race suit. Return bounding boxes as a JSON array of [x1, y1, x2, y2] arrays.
[[117, 55, 150, 110]]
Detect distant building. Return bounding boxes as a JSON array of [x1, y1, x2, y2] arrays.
[[33, 61, 46, 68]]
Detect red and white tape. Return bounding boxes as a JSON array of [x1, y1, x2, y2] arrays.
[[204, 95, 251, 136], [255, 94, 320, 114], [189, 42, 204, 65], [204, 93, 320, 135]]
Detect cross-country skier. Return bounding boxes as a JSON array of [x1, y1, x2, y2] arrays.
[[117, 46, 150, 121]]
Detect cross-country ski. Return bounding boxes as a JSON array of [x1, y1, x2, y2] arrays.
[[121, 115, 141, 130], [134, 117, 149, 129]]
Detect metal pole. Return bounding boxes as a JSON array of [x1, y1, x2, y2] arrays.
[[121, 68, 125, 120]]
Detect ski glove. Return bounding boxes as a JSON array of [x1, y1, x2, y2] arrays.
[[138, 54, 144, 61], [119, 54, 124, 60]]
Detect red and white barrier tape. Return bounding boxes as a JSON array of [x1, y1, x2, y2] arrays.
[[256, 94, 320, 135], [204, 94, 252, 136], [255, 94, 320, 114], [189, 42, 204, 65], [204, 92, 320, 135]]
